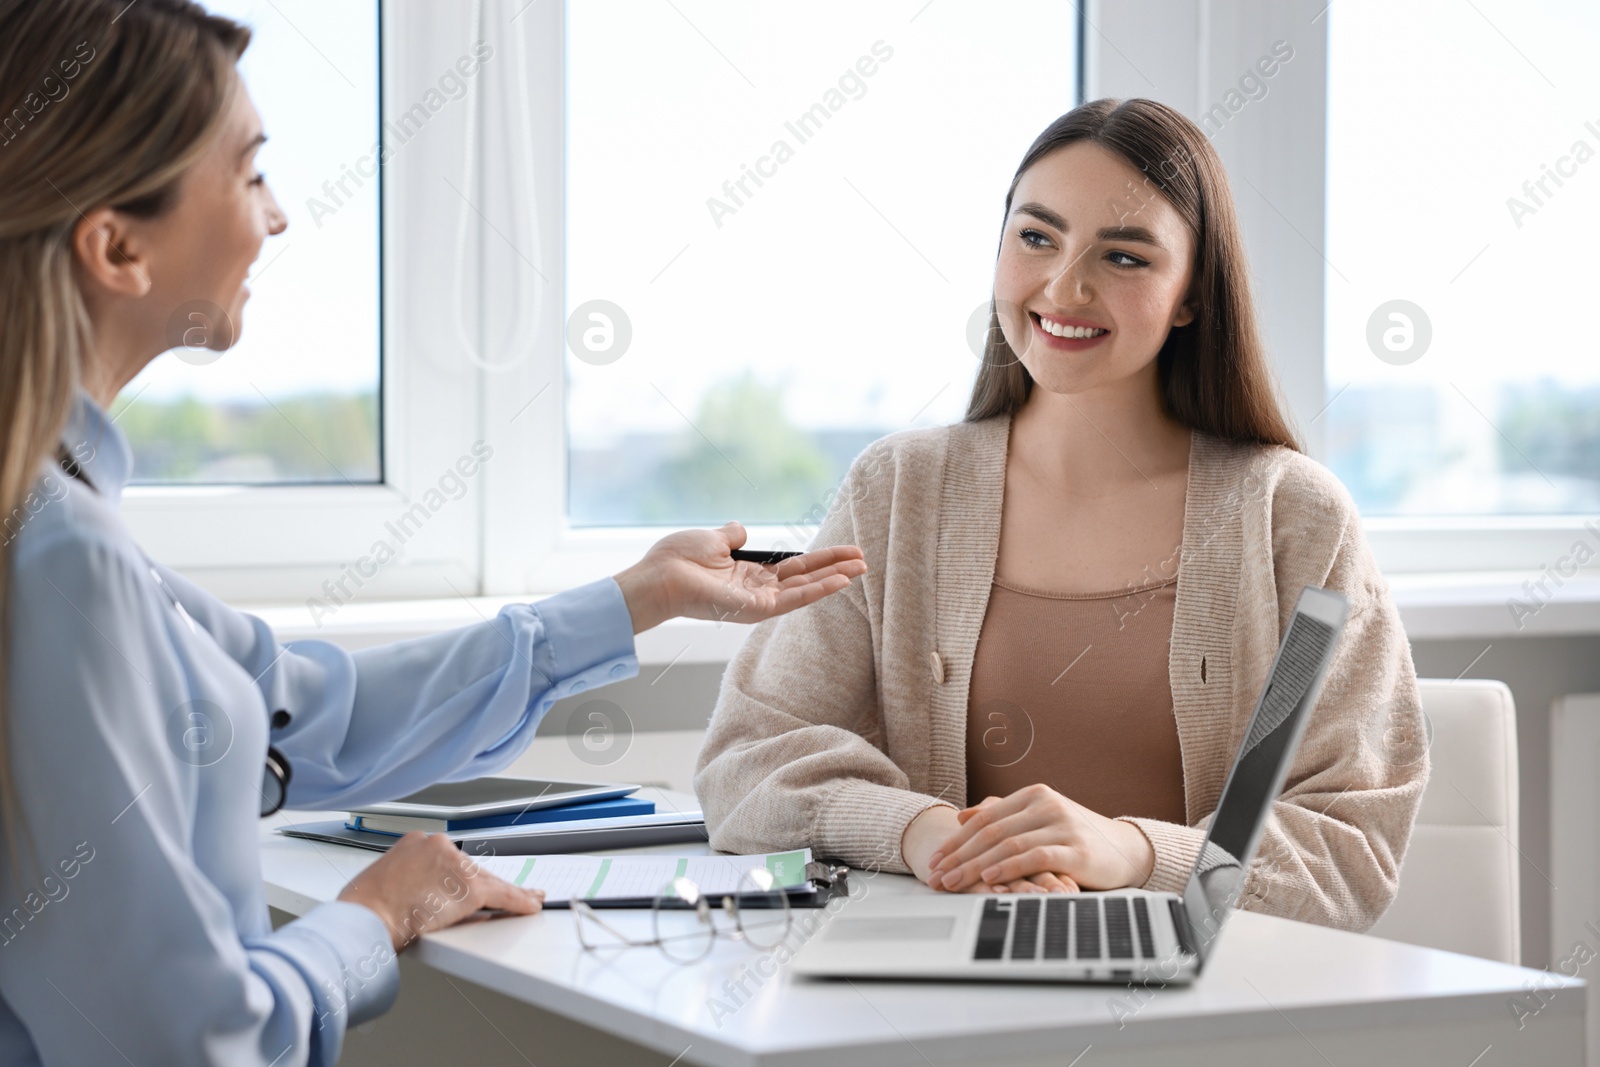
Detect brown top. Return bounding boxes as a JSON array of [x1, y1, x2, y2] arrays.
[[966, 574, 1187, 822]]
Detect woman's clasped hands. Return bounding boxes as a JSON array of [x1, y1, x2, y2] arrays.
[[905, 783, 1157, 895]]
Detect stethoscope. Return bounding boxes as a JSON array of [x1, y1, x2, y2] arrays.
[[55, 446, 291, 817]]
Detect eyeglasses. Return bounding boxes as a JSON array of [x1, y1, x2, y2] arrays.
[[573, 868, 797, 963]]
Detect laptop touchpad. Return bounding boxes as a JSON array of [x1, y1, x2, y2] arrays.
[[823, 917, 957, 941]]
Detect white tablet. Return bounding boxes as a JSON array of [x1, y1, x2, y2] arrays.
[[351, 777, 640, 820]]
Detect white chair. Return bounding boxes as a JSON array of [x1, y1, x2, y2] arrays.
[[1366, 679, 1521, 964], [1550, 693, 1600, 1067]]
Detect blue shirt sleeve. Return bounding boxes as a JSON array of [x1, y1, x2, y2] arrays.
[[154, 566, 640, 809]]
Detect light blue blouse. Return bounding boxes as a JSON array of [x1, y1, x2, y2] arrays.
[[0, 390, 639, 1066]]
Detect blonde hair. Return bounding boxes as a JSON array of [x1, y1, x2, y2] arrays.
[[0, 0, 249, 880]]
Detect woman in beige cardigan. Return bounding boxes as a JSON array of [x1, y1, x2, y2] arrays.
[[694, 98, 1429, 933]]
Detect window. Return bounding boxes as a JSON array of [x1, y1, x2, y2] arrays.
[[116, 0, 382, 485], [126, 2, 1592, 598], [1324, 0, 1599, 516], [563, 0, 1079, 527], [121, 3, 494, 602]]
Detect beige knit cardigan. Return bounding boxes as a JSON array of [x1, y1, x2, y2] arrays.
[[693, 415, 1430, 933]]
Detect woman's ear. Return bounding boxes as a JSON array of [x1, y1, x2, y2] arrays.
[[1172, 289, 1198, 328], [72, 209, 152, 299]]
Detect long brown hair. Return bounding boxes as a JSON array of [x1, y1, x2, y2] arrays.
[[0, 0, 249, 879], [966, 97, 1301, 452]]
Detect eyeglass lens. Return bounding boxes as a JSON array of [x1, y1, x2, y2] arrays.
[[649, 870, 793, 963]]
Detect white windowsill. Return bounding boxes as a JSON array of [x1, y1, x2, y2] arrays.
[[240, 571, 1600, 664], [1383, 572, 1600, 641]]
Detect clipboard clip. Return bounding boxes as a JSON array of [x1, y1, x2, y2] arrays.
[[804, 860, 852, 899]]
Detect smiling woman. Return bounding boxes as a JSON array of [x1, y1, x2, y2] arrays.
[[968, 97, 1299, 451], [0, 0, 252, 865], [696, 97, 1430, 935], [0, 2, 868, 1063]]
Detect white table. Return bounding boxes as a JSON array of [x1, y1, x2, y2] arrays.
[[263, 789, 1585, 1067]]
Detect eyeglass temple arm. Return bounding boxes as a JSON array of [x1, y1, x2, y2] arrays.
[[573, 902, 658, 947]]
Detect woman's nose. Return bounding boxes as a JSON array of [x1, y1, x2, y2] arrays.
[[1043, 252, 1091, 304], [265, 188, 289, 236]]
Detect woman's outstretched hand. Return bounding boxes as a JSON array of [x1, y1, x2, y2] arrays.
[[612, 521, 866, 634]]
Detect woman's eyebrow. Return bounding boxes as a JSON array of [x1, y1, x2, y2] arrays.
[[1013, 201, 1068, 230], [237, 132, 267, 162], [1012, 203, 1166, 249], [1097, 224, 1164, 248]]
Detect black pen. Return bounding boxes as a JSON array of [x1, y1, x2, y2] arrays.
[[730, 549, 803, 564]]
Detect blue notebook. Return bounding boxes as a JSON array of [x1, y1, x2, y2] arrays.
[[346, 795, 657, 836]]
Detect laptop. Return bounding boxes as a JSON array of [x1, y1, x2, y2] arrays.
[[791, 584, 1349, 985]]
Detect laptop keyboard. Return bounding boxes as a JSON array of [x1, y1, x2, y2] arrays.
[[973, 896, 1158, 962]]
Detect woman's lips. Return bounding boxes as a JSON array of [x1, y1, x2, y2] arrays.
[[1030, 312, 1111, 351]]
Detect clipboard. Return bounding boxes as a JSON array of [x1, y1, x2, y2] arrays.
[[541, 861, 854, 910], [278, 819, 852, 909]]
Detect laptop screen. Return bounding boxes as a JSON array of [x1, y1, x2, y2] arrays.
[[1177, 587, 1347, 965]]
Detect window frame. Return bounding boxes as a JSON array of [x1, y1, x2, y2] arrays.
[[146, 0, 1583, 607], [126, 1, 491, 605]]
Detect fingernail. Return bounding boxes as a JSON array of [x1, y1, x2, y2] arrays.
[[981, 866, 999, 881], [938, 870, 960, 889], [927, 851, 943, 868]]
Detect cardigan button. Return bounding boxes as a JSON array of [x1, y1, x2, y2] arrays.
[[930, 650, 945, 685]]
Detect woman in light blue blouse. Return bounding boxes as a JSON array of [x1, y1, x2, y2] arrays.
[[0, 2, 866, 1064]]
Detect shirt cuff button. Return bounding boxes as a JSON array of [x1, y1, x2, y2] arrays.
[[571, 680, 587, 693], [609, 663, 627, 679]]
